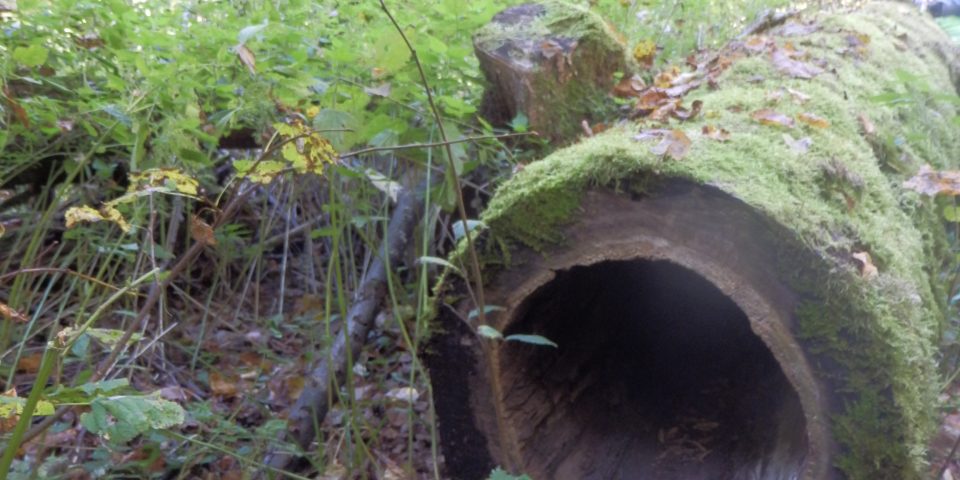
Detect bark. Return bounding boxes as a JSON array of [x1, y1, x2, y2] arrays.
[[264, 184, 423, 472]]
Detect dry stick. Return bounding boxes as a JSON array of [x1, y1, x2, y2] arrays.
[[263, 184, 423, 472], [378, 0, 522, 471]]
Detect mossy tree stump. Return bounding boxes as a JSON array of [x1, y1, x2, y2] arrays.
[[474, 1, 631, 142], [428, 3, 960, 480]]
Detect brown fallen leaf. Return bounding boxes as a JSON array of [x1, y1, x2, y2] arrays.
[[701, 125, 731, 142], [778, 21, 820, 37], [903, 165, 960, 196], [612, 74, 646, 98], [752, 108, 795, 128], [743, 35, 771, 53], [771, 47, 823, 79], [209, 371, 239, 398], [634, 129, 673, 142], [649, 129, 692, 160], [797, 112, 830, 129], [852, 251, 878, 279], [235, 44, 256, 74], [0, 302, 28, 323], [672, 100, 702, 121], [190, 215, 217, 246], [17, 353, 43, 373]]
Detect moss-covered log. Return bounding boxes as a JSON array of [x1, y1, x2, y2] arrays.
[[427, 3, 960, 479]]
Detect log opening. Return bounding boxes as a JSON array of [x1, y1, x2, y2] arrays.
[[500, 259, 807, 479]]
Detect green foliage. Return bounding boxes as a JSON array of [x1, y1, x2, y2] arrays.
[[488, 467, 532, 480], [80, 393, 185, 444]]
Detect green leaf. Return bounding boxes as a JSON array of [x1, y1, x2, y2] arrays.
[[13, 44, 48, 67], [505, 334, 558, 348], [477, 325, 503, 340], [488, 467, 532, 480], [452, 220, 485, 242], [80, 393, 185, 444], [371, 29, 411, 74], [417, 256, 462, 275], [509, 112, 529, 133], [468, 305, 504, 320], [0, 395, 54, 418], [46, 379, 131, 404], [86, 328, 143, 347], [237, 21, 269, 45], [944, 205, 960, 222]]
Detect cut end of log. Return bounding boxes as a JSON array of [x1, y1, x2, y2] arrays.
[[498, 259, 809, 479]]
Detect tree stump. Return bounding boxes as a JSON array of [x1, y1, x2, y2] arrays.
[[428, 2, 960, 479], [474, 1, 631, 143]]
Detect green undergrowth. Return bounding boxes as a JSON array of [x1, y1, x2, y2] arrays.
[[473, 2, 960, 478]]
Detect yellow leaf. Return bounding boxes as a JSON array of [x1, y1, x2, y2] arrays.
[[65, 205, 106, 229], [633, 39, 657, 67], [100, 205, 132, 233], [129, 168, 199, 196], [797, 112, 829, 129]]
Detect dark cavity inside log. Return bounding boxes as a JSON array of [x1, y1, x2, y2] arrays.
[[500, 259, 807, 479]]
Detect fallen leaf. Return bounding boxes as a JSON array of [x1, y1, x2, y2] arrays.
[[743, 35, 770, 53], [385, 387, 420, 404], [634, 129, 673, 141], [903, 165, 960, 196], [797, 112, 830, 129], [74, 33, 105, 49], [633, 39, 657, 68], [771, 47, 823, 79], [702, 125, 731, 142], [752, 108, 795, 128], [0, 302, 27, 323], [653, 67, 680, 89], [649, 129, 692, 160], [612, 74, 646, 98], [159, 386, 188, 402], [858, 114, 876, 136], [672, 100, 702, 121], [766, 89, 786, 103], [17, 353, 43, 373], [783, 133, 812, 154], [190, 215, 217, 246], [235, 44, 256, 74], [786, 87, 811, 103], [636, 88, 669, 111], [852, 251, 878, 279], [209, 371, 239, 398], [778, 21, 820, 37]]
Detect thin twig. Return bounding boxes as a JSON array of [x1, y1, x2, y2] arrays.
[[378, 0, 520, 470], [341, 132, 532, 159]]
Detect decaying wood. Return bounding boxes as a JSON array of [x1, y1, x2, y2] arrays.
[[264, 184, 423, 472]]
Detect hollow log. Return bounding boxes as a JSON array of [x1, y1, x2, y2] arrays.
[[427, 3, 960, 479]]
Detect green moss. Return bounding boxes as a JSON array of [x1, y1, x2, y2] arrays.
[[474, 1, 634, 141], [473, 0, 631, 68], [471, 2, 960, 478]]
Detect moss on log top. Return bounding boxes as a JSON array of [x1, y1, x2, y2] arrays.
[[477, 2, 960, 478]]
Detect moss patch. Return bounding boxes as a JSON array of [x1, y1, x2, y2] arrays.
[[473, 2, 960, 478]]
